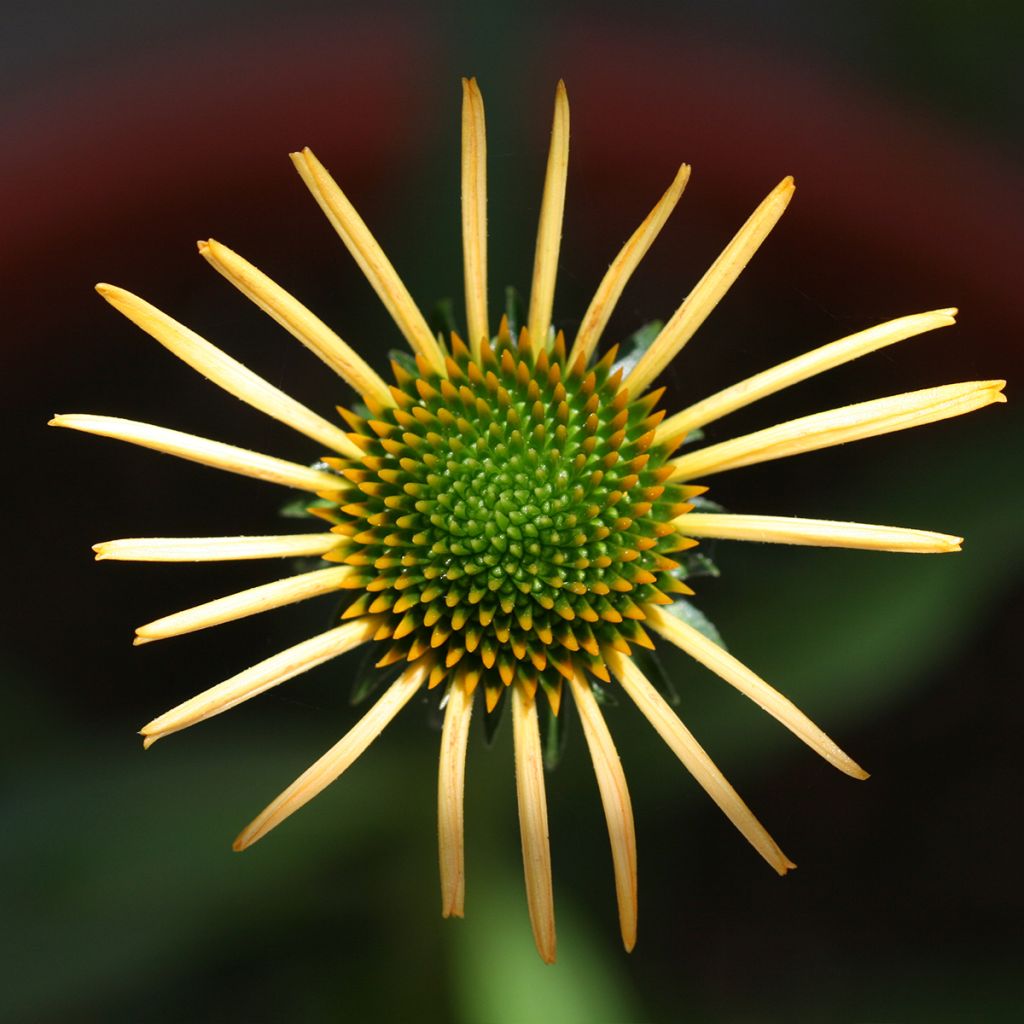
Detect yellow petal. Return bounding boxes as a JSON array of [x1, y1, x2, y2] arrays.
[[569, 670, 638, 952], [92, 534, 339, 562], [49, 414, 346, 492], [233, 657, 431, 850], [527, 81, 570, 350], [627, 177, 795, 394], [438, 673, 475, 918], [461, 77, 489, 360], [609, 650, 795, 875], [671, 380, 1006, 481], [198, 240, 393, 410], [646, 606, 867, 779], [512, 681, 557, 964]]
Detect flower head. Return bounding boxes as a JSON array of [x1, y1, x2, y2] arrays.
[[51, 78, 1005, 963]]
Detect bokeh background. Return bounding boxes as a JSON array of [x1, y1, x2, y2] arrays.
[[4, 2, 1022, 1021]]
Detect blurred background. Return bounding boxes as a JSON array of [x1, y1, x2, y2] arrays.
[[3, 2, 1021, 1021]]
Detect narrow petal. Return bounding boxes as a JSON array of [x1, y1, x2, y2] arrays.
[[675, 513, 962, 553], [569, 164, 691, 368], [527, 81, 570, 350], [233, 657, 431, 850], [569, 670, 638, 952], [198, 240, 394, 409], [93, 534, 339, 562], [460, 77, 489, 361], [658, 308, 958, 440], [291, 147, 445, 374], [438, 673, 475, 918], [646, 605, 867, 779], [627, 177, 795, 394], [671, 380, 1006, 481], [135, 565, 352, 644], [608, 650, 795, 875], [512, 681, 557, 964], [141, 617, 379, 747], [49, 414, 345, 492]]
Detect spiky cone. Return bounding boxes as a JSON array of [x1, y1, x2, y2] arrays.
[[50, 77, 1005, 964]]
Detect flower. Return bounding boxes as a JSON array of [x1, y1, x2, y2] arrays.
[[50, 78, 1005, 964]]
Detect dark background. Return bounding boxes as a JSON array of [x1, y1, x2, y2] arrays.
[[3, 2, 1021, 1021]]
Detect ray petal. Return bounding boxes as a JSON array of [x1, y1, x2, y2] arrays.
[[527, 81, 570, 350], [461, 77, 489, 361], [49, 414, 345, 492], [291, 147, 445, 374], [233, 657, 431, 850], [608, 650, 795, 875], [658, 309, 958, 440], [569, 164, 691, 368], [93, 534, 340, 562], [141, 617, 379, 747], [135, 565, 352, 644], [627, 177, 795, 394], [646, 606, 867, 778], [675, 513, 962, 553], [671, 380, 1006, 481], [438, 673, 475, 918], [96, 284, 363, 458], [512, 681, 557, 964], [569, 670, 638, 952], [198, 240, 393, 408]]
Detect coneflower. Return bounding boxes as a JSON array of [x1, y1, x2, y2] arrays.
[[50, 78, 1004, 964]]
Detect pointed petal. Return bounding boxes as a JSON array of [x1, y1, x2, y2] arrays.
[[569, 670, 638, 952], [609, 650, 795, 875], [658, 309, 958, 440], [49, 414, 345, 492], [291, 148, 445, 374], [627, 177, 795, 393], [438, 673, 475, 918], [675, 513, 961, 553], [527, 81, 570, 349], [96, 284, 362, 458], [197, 240, 393, 409], [569, 164, 691, 368], [512, 681, 557, 963], [461, 77, 489, 360], [671, 380, 1006, 481], [135, 565, 352, 644], [93, 534, 339, 562], [141, 617, 378, 746], [233, 657, 431, 850], [647, 605, 867, 778]]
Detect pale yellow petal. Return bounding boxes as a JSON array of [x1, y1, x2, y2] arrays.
[[512, 681, 557, 964], [658, 308, 958, 441], [93, 534, 339, 562], [569, 670, 638, 952], [95, 284, 361, 458], [233, 657, 431, 850], [609, 650, 795, 875], [461, 77, 489, 361], [569, 164, 691, 368], [438, 673, 474, 918], [627, 177, 795, 394], [527, 81, 570, 350], [675, 513, 961, 553], [49, 414, 345, 493], [291, 147, 445, 374], [646, 606, 867, 779], [134, 565, 352, 644], [198, 240, 393, 410], [141, 617, 378, 747], [671, 380, 1006, 481]]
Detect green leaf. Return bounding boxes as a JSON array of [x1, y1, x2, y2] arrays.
[[504, 286, 525, 337], [631, 646, 683, 707], [663, 598, 727, 649], [348, 647, 405, 706], [428, 298, 457, 339], [278, 495, 338, 520], [388, 348, 420, 376], [538, 685, 570, 771], [675, 547, 721, 580], [482, 688, 507, 745], [611, 320, 663, 377]]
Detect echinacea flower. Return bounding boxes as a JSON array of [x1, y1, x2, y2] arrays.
[[51, 78, 1005, 964]]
